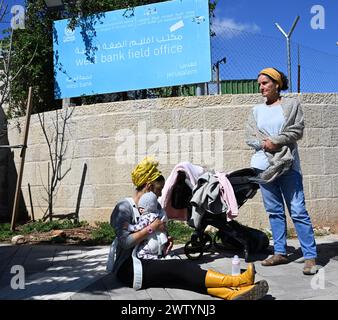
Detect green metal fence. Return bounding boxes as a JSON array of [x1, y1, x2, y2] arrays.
[[221, 79, 260, 94]]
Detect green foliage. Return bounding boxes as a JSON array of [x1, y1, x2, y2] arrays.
[[19, 219, 87, 233], [91, 221, 116, 244], [0, 224, 19, 241], [166, 220, 193, 244]]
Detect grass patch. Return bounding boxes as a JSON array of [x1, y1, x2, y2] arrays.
[[0, 220, 88, 242], [167, 220, 193, 244], [0, 224, 19, 242], [19, 219, 87, 234], [91, 222, 116, 244]]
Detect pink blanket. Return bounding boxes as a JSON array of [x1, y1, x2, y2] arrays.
[[159, 162, 205, 220], [215, 172, 239, 221]]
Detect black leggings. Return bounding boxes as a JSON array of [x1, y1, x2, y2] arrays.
[[117, 257, 208, 294]]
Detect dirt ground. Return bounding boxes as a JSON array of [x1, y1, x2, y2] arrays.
[[8, 226, 99, 245]]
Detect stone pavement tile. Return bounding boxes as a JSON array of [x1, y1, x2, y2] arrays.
[[52, 255, 69, 263], [145, 288, 174, 300], [0, 272, 14, 290], [304, 295, 338, 300], [66, 250, 83, 259], [0, 245, 19, 262], [107, 286, 141, 296], [70, 290, 112, 300], [165, 288, 216, 300], [99, 274, 129, 293], [12, 245, 33, 256], [255, 262, 300, 277], [30, 270, 108, 300], [70, 276, 112, 300], [5, 246, 32, 266], [109, 289, 152, 300], [276, 285, 338, 300], [0, 272, 62, 300]]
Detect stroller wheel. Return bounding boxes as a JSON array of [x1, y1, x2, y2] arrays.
[[184, 241, 204, 260], [213, 232, 238, 251], [201, 233, 212, 251]]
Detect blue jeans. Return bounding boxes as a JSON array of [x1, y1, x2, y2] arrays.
[[259, 169, 317, 259]]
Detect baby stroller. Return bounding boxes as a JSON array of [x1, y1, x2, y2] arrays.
[[168, 166, 269, 262]]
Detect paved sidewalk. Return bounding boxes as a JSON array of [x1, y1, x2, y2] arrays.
[[1, 234, 338, 300]]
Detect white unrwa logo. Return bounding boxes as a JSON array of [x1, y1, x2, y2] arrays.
[[10, 5, 25, 30], [10, 265, 25, 290], [310, 5, 325, 30], [310, 268, 325, 290]]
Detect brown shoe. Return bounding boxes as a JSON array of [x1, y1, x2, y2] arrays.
[[303, 258, 317, 275], [261, 254, 288, 266]]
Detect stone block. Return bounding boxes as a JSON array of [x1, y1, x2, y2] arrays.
[[302, 175, 311, 199], [27, 126, 45, 145], [323, 148, 338, 174], [330, 129, 338, 147], [54, 185, 77, 208], [307, 199, 330, 220], [231, 94, 264, 105], [73, 139, 94, 159], [204, 106, 249, 131], [298, 148, 324, 175], [76, 116, 103, 139], [305, 128, 331, 147], [300, 93, 337, 105], [22, 162, 37, 186], [303, 105, 323, 128], [247, 202, 269, 230], [86, 157, 115, 185], [219, 151, 243, 172], [92, 137, 117, 157], [223, 130, 247, 150], [332, 175, 338, 197], [309, 175, 333, 199], [322, 105, 338, 128], [103, 112, 151, 138], [171, 108, 204, 130], [77, 185, 95, 208]]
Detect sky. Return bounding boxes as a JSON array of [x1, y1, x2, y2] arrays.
[[1, 0, 337, 91], [0, 0, 23, 37], [213, 0, 338, 55], [211, 0, 338, 92]]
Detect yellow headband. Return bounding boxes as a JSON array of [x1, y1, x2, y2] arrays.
[[259, 68, 283, 89], [131, 156, 162, 188]]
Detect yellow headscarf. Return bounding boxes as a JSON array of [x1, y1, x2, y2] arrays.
[[259, 68, 283, 89], [131, 156, 162, 188]]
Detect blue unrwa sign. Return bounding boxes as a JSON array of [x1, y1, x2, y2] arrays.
[[53, 0, 211, 99]]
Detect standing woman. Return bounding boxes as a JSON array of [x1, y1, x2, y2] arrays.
[[109, 156, 269, 300], [245, 68, 317, 275]]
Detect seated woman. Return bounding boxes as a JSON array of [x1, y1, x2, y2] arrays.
[[109, 156, 269, 300]]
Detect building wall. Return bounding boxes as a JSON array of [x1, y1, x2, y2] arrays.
[[7, 93, 338, 231]]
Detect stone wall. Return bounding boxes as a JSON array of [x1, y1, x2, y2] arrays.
[[7, 93, 338, 231]]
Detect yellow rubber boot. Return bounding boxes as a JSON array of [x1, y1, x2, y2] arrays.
[[207, 280, 269, 300], [205, 263, 255, 288]]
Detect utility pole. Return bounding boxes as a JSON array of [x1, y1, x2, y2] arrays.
[[275, 16, 300, 93], [213, 57, 226, 95], [297, 45, 301, 93]]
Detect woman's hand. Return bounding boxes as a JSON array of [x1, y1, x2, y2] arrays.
[[150, 218, 166, 232], [164, 236, 174, 256], [263, 138, 280, 152]]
